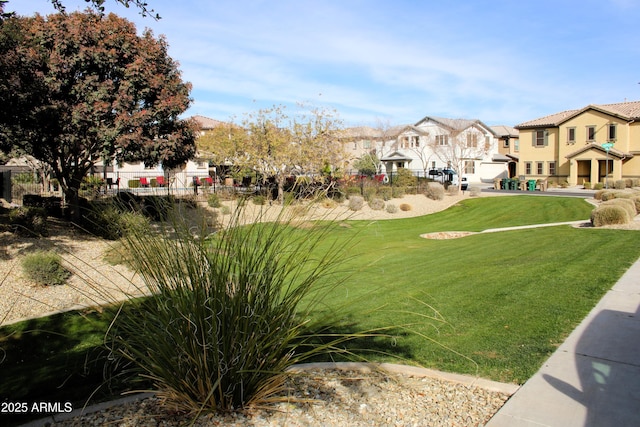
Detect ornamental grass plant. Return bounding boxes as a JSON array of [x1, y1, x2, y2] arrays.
[[104, 202, 359, 414]]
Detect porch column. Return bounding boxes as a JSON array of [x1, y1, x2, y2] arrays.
[[612, 158, 622, 181], [590, 159, 599, 185], [568, 159, 578, 186]]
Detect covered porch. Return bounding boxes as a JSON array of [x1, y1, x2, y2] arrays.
[[566, 144, 629, 186]]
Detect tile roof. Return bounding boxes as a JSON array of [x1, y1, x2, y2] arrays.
[[191, 115, 225, 130], [516, 100, 640, 128], [490, 125, 519, 137]]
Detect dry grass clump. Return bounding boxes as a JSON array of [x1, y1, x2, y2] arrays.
[[591, 205, 631, 227], [399, 203, 412, 212], [368, 198, 385, 211], [385, 204, 398, 214], [468, 186, 482, 197], [348, 195, 365, 211], [601, 198, 637, 219], [424, 182, 445, 201]]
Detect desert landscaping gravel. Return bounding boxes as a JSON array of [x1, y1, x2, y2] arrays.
[[13, 191, 627, 426]]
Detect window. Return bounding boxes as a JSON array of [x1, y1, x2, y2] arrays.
[[353, 142, 357, 150], [514, 139, 520, 152], [567, 127, 576, 143], [363, 140, 371, 149], [197, 161, 207, 169], [549, 161, 556, 176], [536, 162, 544, 175], [503, 137, 510, 148], [431, 161, 436, 169], [608, 124, 617, 141], [587, 126, 596, 141], [525, 162, 532, 175], [464, 160, 475, 174], [413, 136, 420, 148], [534, 130, 547, 147], [436, 135, 449, 145], [466, 133, 478, 148]]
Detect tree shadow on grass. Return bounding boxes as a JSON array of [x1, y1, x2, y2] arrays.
[[0, 308, 143, 426]]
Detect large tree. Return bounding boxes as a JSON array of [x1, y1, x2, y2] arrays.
[[0, 11, 196, 218], [197, 104, 345, 203], [0, 1, 159, 20]]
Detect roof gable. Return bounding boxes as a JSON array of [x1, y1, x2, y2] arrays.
[[414, 116, 497, 136], [565, 143, 630, 160], [516, 100, 640, 129]]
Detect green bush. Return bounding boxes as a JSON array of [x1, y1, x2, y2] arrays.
[[583, 182, 591, 189], [105, 206, 355, 414], [393, 168, 416, 187], [424, 182, 445, 201], [9, 207, 48, 237], [391, 186, 405, 198], [252, 195, 267, 205], [377, 186, 392, 201], [363, 187, 377, 202], [591, 205, 630, 227], [368, 198, 385, 211], [21, 251, 70, 286], [345, 186, 361, 198], [593, 182, 604, 190], [207, 193, 222, 208], [602, 198, 637, 218], [348, 195, 364, 211]]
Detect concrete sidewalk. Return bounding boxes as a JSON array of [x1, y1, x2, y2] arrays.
[[486, 257, 640, 426]]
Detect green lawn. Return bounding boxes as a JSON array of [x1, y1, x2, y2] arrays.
[[1, 195, 639, 417]]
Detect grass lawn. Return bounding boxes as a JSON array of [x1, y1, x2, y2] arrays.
[[1, 195, 639, 417]]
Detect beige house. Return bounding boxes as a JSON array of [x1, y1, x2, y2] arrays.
[[515, 101, 640, 186], [491, 125, 519, 178]]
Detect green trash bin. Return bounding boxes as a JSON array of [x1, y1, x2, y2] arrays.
[[527, 180, 536, 191], [501, 178, 509, 190], [509, 179, 518, 190]]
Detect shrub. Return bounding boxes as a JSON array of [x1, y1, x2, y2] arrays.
[[348, 195, 365, 211], [368, 198, 385, 211], [583, 182, 591, 189], [385, 204, 398, 214], [593, 182, 604, 190], [207, 193, 222, 208], [393, 168, 416, 187], [591, 205, 630, 227], [602, 198, 637, 218], [105, 206, 355, 414], [377, 186, 392, 201], [21, 251, 70, 286], [391, 186, 405, 198], [220, 205, 231, 215], [469, 186, 482, 197], [9, 206, 48, 237], [399, 203, 412, 211], [345, 187, 361, 198], [631, 196, 640, 213], [363, 187, 377, 202], [424, 182, 445, 201], [252, 195, 267, 205], [614, 180, 626, 190]]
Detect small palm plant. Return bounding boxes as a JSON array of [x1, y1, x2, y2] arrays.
[[105, 202, 356, 414]]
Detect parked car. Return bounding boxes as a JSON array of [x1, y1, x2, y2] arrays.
[[429, 168, 467, 189]]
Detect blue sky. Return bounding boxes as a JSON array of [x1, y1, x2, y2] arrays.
[[10, 0, 640, 127]]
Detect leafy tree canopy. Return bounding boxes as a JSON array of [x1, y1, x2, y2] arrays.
[[0, 11, 196, 217], [1, 0, 159, 20]]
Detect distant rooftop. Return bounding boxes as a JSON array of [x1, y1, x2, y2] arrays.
[[516, 101, 640, 128]]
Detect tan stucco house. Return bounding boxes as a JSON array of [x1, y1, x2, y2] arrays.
[[515, 101, 640, 186]]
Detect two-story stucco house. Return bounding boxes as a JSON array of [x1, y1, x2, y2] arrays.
[[515, 101, 640, 186], [387, 116, 508, 183]]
